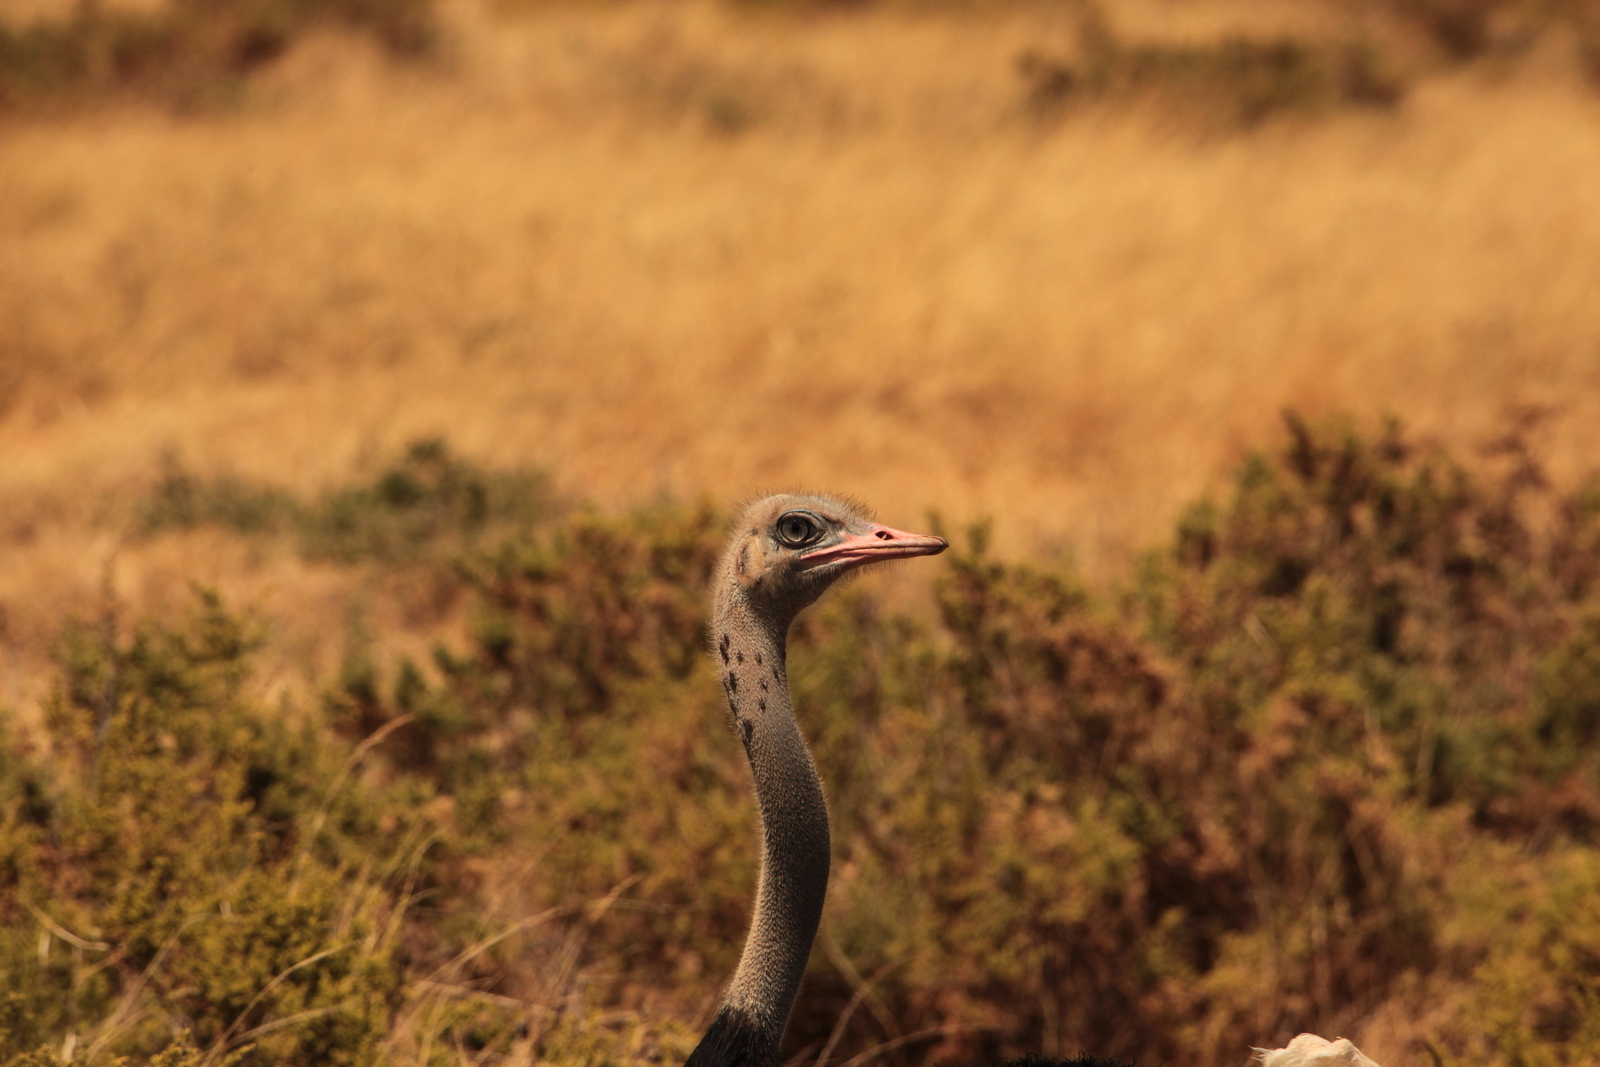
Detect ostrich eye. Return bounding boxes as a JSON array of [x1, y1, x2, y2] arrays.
[[775, 512, 823, 548]]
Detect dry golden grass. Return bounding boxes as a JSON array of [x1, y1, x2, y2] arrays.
[[4, 0, 1600, 709]]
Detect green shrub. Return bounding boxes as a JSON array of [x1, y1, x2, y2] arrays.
[[10, 413, 1600, 1065], [139, 439, 561, 565], [302, 414, 1600, 1065], [0, 594, 408, 1065]]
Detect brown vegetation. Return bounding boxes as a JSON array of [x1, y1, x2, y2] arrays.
[[4, 0, 1600, 1062], [4, 417, 1600, 1066]]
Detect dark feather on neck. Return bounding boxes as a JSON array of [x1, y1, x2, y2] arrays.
[[685, 1006, 780, 1067]]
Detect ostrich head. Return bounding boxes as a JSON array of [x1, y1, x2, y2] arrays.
[[715, 493, 948, 633]]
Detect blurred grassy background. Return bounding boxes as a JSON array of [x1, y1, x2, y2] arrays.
[[3, 0, 1600, 1062], [3, 0, 1600, 696]]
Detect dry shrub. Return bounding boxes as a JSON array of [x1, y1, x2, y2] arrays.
[[1373, 0, 1600, 60], [0, 0, 434, 112], [1017, 6, 1404, 129], [3, 416, 1600, 1065]]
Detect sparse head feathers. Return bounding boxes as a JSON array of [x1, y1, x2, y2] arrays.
[[730, 489, 876, 528], [714, 493, 947, 627]]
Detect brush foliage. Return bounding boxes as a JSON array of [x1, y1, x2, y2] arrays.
[[138, 438, 561, 563], [3, 415, 1600, 1065], [0, 0, 434, 112]]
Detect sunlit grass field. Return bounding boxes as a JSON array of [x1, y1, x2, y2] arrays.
[[4, 0, 1600, 1062]]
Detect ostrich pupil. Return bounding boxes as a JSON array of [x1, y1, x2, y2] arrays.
[[780, 516, 815, 545]]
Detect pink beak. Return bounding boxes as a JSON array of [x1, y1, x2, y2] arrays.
[[799, 523, 949, 568]]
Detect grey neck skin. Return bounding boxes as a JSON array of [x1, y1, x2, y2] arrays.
[[692, 576, 831, 1066]]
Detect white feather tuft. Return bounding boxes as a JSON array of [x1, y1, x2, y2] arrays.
[[1253, 1034, 1381, 1067]]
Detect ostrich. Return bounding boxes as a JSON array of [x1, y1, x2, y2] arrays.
[[684, 494, 1131, 1067]]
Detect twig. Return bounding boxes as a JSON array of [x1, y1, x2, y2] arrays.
[[536, 875, 641, 1012], [421, 904, 574, 988], [290, 714, 416, 894], [233, 1003, 348, 1042], [85, 915, 210, 1062], [783, 1039, 823, 1067], [837, 1025, 968, 1067], [24, 901, 110, 952], [411, 981, 527, 1011], [812, 938, 903, 1067]]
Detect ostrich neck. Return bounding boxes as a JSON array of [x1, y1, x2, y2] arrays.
[[692, 592, 831, 1066]]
